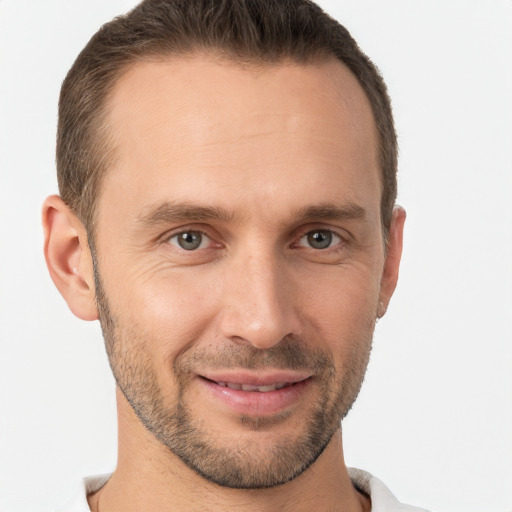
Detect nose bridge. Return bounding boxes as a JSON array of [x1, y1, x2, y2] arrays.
[[219, 241, 298, 349]]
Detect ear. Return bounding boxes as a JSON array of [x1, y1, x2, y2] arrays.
[[377, 206, 406, 318], [42, 195, 98, 321]]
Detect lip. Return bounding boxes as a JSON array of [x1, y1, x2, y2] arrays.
[[198, 370, 313, 417]]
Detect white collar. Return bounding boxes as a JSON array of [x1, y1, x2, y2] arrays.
[[55, 469, 429, 511]]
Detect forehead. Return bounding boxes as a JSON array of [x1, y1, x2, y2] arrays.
[[98, 55, 380, 229]]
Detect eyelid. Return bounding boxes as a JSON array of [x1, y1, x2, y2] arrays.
[[157, 224, 348, 251], [293, 223, 349, 244], [296, 229, 343, 249], [159, 226, 214, 245], [168, 230, 212, 251]]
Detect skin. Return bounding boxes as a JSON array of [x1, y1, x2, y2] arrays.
[[43, 54, 405, 512]]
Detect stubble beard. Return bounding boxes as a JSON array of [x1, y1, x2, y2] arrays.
[[92, 259, 373, 489]]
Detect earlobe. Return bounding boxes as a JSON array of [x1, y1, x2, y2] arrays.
[[378, 206, 406, 318], [42, 195, 98, 321]]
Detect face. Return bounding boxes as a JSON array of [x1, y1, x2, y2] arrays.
[[91, 55, 394, 488]]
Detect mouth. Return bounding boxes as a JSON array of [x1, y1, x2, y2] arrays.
[[197, 372, 313, 417], [210, 380, 295, 392]]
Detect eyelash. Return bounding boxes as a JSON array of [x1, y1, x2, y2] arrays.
[[165, 229, 217, 251], [162, 227, 346, 253], [295, 229, 344, 251]]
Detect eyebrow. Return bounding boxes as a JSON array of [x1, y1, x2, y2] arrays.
[[135, 201, 236, 228], [293, 203, 367, 223], [135, 200, 367, 229]]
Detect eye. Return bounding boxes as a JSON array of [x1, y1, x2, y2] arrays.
[[298, 230, 342, 250], [168, 230, 211, 251]]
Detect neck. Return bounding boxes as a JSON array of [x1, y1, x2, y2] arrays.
[[89, 393, 369, 512]]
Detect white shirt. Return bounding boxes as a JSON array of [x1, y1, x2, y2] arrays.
[[55, 468, 430, 511]]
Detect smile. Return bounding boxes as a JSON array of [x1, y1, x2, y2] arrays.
[[213, 381, 291, 392], [198, 373, 313, 417]]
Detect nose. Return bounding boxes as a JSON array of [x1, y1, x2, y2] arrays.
[[219, 248, 301, 350]]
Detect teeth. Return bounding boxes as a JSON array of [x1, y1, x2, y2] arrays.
[[216, 381, 290, 392], [241, 384, 260, 391]]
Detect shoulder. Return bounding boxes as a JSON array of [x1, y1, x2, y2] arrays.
[[348, 468, 431, 512], [52, 474, 111, 512]]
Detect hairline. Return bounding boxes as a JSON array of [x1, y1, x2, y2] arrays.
[[83, 49, 389, 245]]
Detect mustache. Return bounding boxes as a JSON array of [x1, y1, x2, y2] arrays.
[[175, 336, 332, 374]]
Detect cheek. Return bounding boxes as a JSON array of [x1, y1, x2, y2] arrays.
[[298, 266, 380, 351], [115, 269, 221, 351]]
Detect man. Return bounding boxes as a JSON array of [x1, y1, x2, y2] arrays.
[[42, 0, 425, 510]]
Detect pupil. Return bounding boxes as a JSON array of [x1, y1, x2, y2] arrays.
[[179, 231, 201, 250], [308, 231, 331, 249]]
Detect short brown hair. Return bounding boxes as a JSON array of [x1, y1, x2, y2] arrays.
[[57, 0, 397, 235]]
